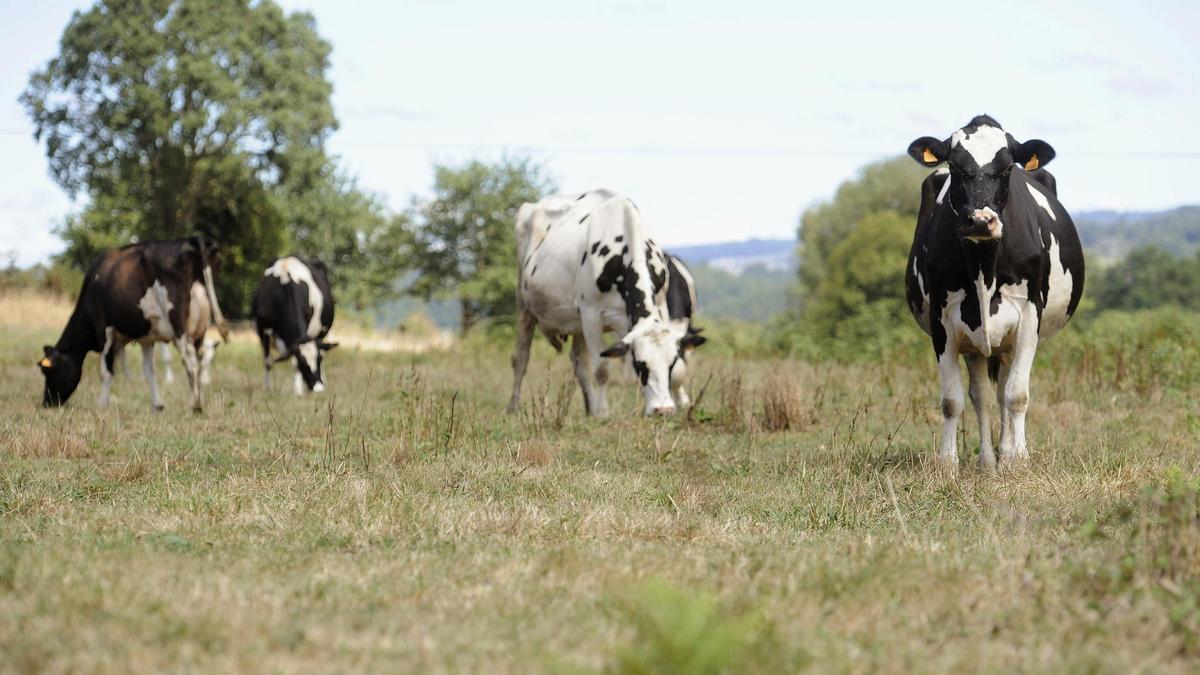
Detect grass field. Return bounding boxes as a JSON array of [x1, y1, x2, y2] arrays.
[[2, 290, 1199, 673]]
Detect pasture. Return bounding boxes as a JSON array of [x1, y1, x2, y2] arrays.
[[2, 290, 1198, 673]]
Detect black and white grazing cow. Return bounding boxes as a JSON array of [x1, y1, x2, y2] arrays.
[[39, 237, 229, 412], [905, 115, 1085, 470], [252, 256, 336, 395], [507, 190, 706, 416], [662, 252, 706, 407]]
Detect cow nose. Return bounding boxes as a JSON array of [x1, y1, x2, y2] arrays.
[[969, 210, 1001, 234], [312, 382, 326, 393], [651, 405, 675, 416]]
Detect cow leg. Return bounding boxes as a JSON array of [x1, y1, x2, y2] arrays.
[[141, 342, 164, 411], [116, 344, 129, 378], [506, 308, 537, 414], [994, 358, 1012, 458], [999, 309, 1038, 468], [578, 311, 610, 416], [199, 340, 214, 386], [935, 341, 964, 471], [259, 330, 273, 389], [569, 335, 599, 415], [965, 354, 996, 470], [293, 360, 306, 397], [98, 327, 117, 408], [159, 342, 176, 385], [175, 336, 203, 413]]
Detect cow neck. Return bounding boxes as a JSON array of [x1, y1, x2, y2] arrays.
[[958, 238, 1001, 356], [55, 306, 96, 359], [618, 200, 662, 335]]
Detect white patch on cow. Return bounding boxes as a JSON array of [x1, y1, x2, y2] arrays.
[[266, 257, 325, 339], [936, 171, 952, 205], [1040, 235, 1075, 337], [298, 341, 319, 381], [99, 326, 115, 407], [972, 272, 994, 356], [1025, 182, 1057, 221], [138, 280, 175, 339], [950, 124, 1009, 167]]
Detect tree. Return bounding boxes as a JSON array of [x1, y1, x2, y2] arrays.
[[282, 163, 413, 312], [408, 157, 556, 333], [1091, 246, 1200, 312], [21, 0, 351, 315], [785, 156, 930, 357], [796, 156, 927, 303]]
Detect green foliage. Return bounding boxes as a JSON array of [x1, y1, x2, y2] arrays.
[[686, 264, 793, 324], [20, 0, 394, 316], [1041, 308, 1200, 393], [0, 259, 84, 298], [611, 581, 770, 675], [796, 156, 926, 299], [1090, 246, 1200, 312], [409, 156, 556, 332], [1078, 206, 1200, 260], [283, 165, 413, 311], [786, 157, 929, 359]]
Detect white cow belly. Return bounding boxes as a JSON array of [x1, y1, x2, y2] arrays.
[[944, 289, 1028, 356]]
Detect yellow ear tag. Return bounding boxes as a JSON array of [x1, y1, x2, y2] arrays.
[[1024, 154, 1039, 171], [39, 357, 52, 368], [922, 148, 937, 164]]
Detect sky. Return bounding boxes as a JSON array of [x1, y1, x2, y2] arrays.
[[2, 0, 1199, 266]]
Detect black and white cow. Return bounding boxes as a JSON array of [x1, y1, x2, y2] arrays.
[[663, 252, 705, 407], [905, 115, 1085, 470], [507, 189, 706, 416], [252, 256, 337, 395], [39, 237, 229, 412]]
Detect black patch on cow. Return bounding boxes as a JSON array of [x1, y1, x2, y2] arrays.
[[580, 251, 587, 266], [614, 235, 623, 242], [577, 193, 587, 200], [631, 357, 649, 386], [596, 255, 650, 322], [579, 214, 589, 224], [664, 255, 694, 322], [530, 265, 537, 277], [590, 241, 600, 254], [621, 245, 628, 255], [599, 245, 610, 257]]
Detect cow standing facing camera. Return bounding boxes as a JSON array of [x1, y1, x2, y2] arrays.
[[252, 256, 337, 395], [905, 115, 1085, 471]]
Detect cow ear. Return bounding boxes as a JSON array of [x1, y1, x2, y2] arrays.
[[599, 342, 630, 358], [318, 341, 338, 352], [680, 333, 707, 350], [1012, 139, 1055, 170], [908, 137, 948, 167]]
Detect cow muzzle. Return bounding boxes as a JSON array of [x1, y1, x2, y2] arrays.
[[964, 209, 1003, 241]]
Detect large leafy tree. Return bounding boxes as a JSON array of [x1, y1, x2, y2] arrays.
[[409, 157, 556, 333], [786, 156, 929, 357], [21, 0, 359, 315], [1091, 246, 1200, 312]]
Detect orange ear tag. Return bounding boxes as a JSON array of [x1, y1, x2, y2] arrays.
[[39, 357, 52, 368], [1024, 154, 1039, 171], [922, 148, 937, 164]]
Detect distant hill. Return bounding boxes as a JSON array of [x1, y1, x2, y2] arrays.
[[1075, 206, 1200, 261], [667, 238, 795, 275]]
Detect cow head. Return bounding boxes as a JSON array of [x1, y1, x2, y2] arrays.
[[285, 339, 338, 392], [39, 345, 82, 407], [908, 115, 1055, 242], [600, 321, 701, 416]]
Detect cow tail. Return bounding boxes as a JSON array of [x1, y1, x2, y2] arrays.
[[197, 237, 230, 342]]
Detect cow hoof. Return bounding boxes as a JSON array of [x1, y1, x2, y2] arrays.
[[152, 404, 165, 414]]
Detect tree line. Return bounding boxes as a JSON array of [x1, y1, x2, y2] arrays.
[[20, 0, 553, 331]]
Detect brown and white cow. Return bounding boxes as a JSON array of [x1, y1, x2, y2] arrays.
[[39, 237, 228, 412]]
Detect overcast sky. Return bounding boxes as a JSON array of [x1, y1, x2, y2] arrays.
[[2, 0, 1198, 265]]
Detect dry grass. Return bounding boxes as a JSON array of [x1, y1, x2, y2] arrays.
[[2, 294, 1200, 673]]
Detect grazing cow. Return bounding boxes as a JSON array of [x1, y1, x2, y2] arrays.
[[905, 115, 1085, 470], [507, 189, 706, 416], [39, 237, 229, 412], [252, 256, 336, 395], [662, 252, 706, 407]]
